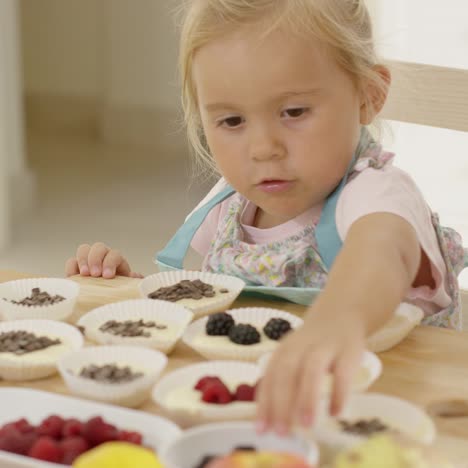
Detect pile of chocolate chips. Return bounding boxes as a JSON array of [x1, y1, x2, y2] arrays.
[[148, 279, 229, 302], [3, 288, 65, 307], [99, 319, 167, 338], [0, 331, 61, 355], [339, 418, 389, 436], [79, 364, 143, 384]]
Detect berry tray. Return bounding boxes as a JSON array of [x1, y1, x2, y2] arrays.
[[0, 387, 181, 467]]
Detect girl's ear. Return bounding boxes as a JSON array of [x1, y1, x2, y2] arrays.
[[360, 65, 391, 125]]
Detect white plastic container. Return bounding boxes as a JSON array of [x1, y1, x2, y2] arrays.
[[160, 421, 320, 468]]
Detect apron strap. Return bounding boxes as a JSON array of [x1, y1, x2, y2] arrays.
[[156, 186, 236, 270]]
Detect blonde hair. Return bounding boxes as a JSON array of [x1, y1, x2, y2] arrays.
[[177, 0, 388, 175]]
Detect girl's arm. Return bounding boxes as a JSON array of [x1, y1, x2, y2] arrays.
[[257, 212, 424, 434]]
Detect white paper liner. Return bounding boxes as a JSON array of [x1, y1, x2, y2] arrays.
[[139, 271, 245, 319], [0, 319, 84, 381], [152, 360, 260, 427], [183, 308, 303, 362], [258, 350, 382, 394], [309, 392, 436, 449], [0, 278, 80, 323], [367, 303, 424, 352], [160, 421, 320, 468], [77, 299, 193, 354], [58, 345, 168, 408]]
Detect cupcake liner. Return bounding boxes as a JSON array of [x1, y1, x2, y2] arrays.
[[183, 308, 303, 362], [58, 345, 168, 408], [0, 277, 80, 323], [160, 421, 320, 468], [152, 360, 260, 427], [139, 271, 245, 319], [366, 303, 424, 352], [77, 299, 193, 354], [0, 319, 84, 381], [258, 349, 382, 394], [310, 392, 436, 449]]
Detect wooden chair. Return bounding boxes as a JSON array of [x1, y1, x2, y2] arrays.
[[382, 60, 468, 314]]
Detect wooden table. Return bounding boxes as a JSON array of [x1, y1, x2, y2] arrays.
[[1, 271, 468, 467]]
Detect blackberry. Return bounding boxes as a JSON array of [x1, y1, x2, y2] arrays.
[[263, 318, 292, 340], [206, 312, 235, 336], [228, 324, 261, 345]]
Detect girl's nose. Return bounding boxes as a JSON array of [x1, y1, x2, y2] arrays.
[[248, 124, 286, 162]]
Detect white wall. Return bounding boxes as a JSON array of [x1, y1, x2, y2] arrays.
[[20, 0, 180, 113], [21, 0, 102, 98]]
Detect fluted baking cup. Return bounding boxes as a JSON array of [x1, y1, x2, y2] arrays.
[[258, 349, 382, 394], [139, 271, 245, 319], [58, 345, 168, 408], [0, 319, 83, 381], [152, 360, 260, 427], [77, 299, 193, 354], [0, 277, 79, 322], [367, 303, 424, 352], [183, 307, 303, 362], [310, 392, 435, 449]]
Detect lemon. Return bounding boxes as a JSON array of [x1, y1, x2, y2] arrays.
[[73, 442, 164, 468]]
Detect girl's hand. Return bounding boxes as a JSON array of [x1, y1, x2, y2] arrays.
[[255, 307, 365, 435], [65, 242, 144, 279]]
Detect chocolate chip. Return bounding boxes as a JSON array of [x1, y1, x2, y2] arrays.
[[99, 319, 166, 337], [148, 280, 221, 302], [339, 418, 389, 436], [0, 331, 61, 355], [79, 363, 143, 384], [3, 288, 66, 307]]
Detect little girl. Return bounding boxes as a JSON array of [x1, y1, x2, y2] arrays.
[[66, 0, 467, 435]]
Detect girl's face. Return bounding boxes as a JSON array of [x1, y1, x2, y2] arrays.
[[193, 26, 366, 226]]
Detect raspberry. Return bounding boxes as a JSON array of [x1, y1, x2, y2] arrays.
[[60, 436, 90, 464], [118, 430, 143, 445], [234, 384, 256, 402], [0, 427, 38, 455], [28, 436, 63, 462], [263, 318, 291, 340], [62, 418, 84, 438], [82, 417, 118, 447], [201, 380, 233, 404], [37, 415, 64, 439], [194, 376, 223, 391], [206, 312, 235, 336], [11, 418, 35, 434], [228, 324, 261, 345]]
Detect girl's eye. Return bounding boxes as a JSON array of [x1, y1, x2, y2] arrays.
[[283, 108, 309, 118], [219, 116, 244, 128]]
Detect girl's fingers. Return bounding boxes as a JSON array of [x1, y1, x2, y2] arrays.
[[76, 244, 92, 275], [87, 243, 110, 277], [102, 250, 128, 278], [329, 348, 363, 416], [268, 351, 303, 435], [295, 352, 330, 428], [130, 271, 145, 279], [65, 258, 79, 277], [256, 349, 284, 432]]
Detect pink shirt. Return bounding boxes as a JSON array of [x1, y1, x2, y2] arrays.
[[190, 166, 451, 315]]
